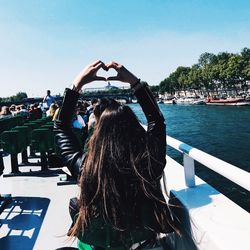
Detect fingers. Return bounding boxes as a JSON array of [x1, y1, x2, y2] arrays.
[[92, 62, 106, 81], [106, 61, 122, 70], [92, 61, 122, 71], [93, 62, 106, 70], [105, 62, 116, 69], [94, 76, 106, 81], [93, 61, 106, 71], [92, 60, 122, 69], [91, 60, 103, 67], [106, 76, 120, 81]]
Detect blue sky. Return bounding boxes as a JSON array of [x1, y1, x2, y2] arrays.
[[0, 0, 250, 97]]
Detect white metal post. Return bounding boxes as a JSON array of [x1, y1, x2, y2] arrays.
[[183, 154, 196, 187]]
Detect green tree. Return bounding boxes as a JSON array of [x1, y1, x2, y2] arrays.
[[158, 48, 250, 95], [159, 77, 175, 95], [15, 92, 28, 102], [215, 52, 233, 93], [0, 92, 28, 103], [187, 64, 203, 95], [241, 47, 250, 62], [198, 52, 216, 67], [176, 67, 191, 95], [241, 48, 250, 90], [159, 67, 191, 95], [198, 53, 217, 94], [225, 55, 245, 92], [149, 85, 159, 93]]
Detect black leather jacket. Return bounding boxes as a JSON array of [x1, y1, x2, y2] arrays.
[[54, 83, 166, 180]]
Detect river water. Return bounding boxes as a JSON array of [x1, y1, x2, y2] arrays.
[[129, 103, 250, 212]]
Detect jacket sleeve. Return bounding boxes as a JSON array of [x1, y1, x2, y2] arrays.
[[54, 88, 86, 179], [133, 82, 166, 178]]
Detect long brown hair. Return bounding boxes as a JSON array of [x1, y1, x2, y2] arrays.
[[70, 100, 174, 237]]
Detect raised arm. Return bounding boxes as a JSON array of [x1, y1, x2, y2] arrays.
[[106, 62, 166, 176], [54, 60, 106, 179], [106, 61, 165, 129], [134, 82, 166, 177]]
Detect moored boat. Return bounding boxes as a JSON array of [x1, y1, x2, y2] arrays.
[[174, 96, 206, 105], [163, 99, 174, 104], [206, 97, 250, 106]]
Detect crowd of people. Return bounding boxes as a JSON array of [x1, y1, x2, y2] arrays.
[[0, 102, 51, 120], [0, 90, 56, 120], [0, 89, 106, 147]]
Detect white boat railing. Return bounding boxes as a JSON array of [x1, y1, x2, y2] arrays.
[[167, 135, 250, 192]]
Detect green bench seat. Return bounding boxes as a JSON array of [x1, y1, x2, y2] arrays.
[[0, 130, 27, 173], [1, 131, 27, 155], [31, 128, 55, 170], [11, 126, 31, 164], [0, 116, 24, 135]]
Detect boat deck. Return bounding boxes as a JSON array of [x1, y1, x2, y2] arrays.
[[0, 154, 78, 250], [1, 150, 250, 250]]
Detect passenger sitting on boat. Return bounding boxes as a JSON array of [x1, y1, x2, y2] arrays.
[[84, 98, 99, 126], [54, 60, 174, 249], [87, 98, 111, 131], [19, 104, 30, 118], [52, 102, 61, 121], [9, 104, 17, 116], [0, 106, 12, 119], [29, 103, 43, 119], [72, 105, 86, 130], [46, 103, 58, 117]]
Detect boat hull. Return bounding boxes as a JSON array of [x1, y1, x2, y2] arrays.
[[175, 99, 206, 105], [163, 100, 174, 104], [206, 100, 250, 106]]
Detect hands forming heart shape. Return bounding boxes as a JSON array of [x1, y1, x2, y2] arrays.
[[96, 67, 118, 81], [72, 60, 139, 92]]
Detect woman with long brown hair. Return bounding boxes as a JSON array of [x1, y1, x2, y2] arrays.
[[54, 60, 174, 249]]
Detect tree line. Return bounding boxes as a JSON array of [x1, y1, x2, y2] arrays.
[[159, 48, 250, 96], [0, 92, 28, 104]]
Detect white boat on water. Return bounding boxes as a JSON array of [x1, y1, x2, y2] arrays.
[[174, 96, 206, 105], [164, 99, 174, 104]]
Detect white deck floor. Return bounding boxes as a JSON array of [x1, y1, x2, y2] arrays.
[[0, 153, 78, 250], [1, 152, 250, 250]]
